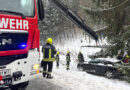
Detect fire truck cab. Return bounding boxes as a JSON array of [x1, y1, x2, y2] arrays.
[[0, 0, 44, 89]]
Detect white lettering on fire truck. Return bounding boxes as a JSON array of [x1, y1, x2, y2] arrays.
[[0, 18, 29, 30]]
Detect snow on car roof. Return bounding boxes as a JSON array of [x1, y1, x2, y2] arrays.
[[94, 58, 119, 63]]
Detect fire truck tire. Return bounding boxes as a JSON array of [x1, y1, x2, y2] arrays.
[[10, 81, 29, 90]]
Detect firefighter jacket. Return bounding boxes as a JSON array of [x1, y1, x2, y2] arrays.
[[66, 53, 70, 62], [56, 55, 59, 62], [122, 56, 130, 63], [124, 58, 130, 63], [78, 53, 84, 62], [42, 43, 56, 62]]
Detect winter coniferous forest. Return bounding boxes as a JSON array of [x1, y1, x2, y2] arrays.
[[82, 0, 130, 57], [40, 0, 130, 58]]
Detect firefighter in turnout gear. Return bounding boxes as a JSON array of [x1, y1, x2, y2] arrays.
[[78, 51, 84, 62], [123, 55, 130, 63], [56, 51, 60, 69], [66, 51, 71, 70], [42, 38, 56, 79]]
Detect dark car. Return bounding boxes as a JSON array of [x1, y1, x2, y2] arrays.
[[77, 59, 124, 78]]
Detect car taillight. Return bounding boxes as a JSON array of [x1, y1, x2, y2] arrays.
[[117, 68, 120, 71], [0, 75, 3, 81]]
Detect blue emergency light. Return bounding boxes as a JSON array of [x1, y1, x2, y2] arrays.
[[19, 43, 27, 49]]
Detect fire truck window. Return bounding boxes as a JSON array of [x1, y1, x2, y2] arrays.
[[0, 0, 35, 17]]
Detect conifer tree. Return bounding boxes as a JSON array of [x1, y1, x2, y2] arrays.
[[40, 0, 80, 44], [82, 0, 130, 57]]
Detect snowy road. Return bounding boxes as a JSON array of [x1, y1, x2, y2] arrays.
[[26, 76, 67, 90], [26, 61, 130, 90], [27, 46, 130, 90], [26, 68, 130, 90]]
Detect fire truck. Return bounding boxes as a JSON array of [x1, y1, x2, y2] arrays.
[[0, 0, 98, 89]]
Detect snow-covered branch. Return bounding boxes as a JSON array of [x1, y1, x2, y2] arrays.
[[81, 0, 129, 12], [95, 26, 108, 32]]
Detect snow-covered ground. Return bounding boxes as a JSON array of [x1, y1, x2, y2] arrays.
[[50, 54, 130, 90], [38, 36, 130, 90], [27, 54, 130, 90]]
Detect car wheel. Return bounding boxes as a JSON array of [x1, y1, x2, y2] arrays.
[[105, 71, 113, 78], [78, 66, 83, 71]]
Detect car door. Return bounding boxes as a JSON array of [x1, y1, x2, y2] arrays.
[[95, 64, 106, 74], [84, 64, 96, 73]]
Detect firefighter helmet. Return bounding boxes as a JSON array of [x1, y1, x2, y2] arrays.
[[46, 38, 53, 44], [57, 51, 60, 55], [67, 51, 70, 53], [126, 55, 130, 58]]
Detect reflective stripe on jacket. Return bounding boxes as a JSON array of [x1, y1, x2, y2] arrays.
[[42, 43, 56, 62], [56, 55, 59, 62], [66, 54, 70, 62], [78, 53, 84, 62]]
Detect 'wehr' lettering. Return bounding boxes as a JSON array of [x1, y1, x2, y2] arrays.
[[0, 18, 29, 30]]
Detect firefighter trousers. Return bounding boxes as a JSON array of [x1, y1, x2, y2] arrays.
[[42, 61, 53, 75], [56, 61, 59, 67], [66, 61, 70, 70]]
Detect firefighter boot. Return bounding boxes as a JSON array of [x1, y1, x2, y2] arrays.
[[66, 65, 69, 70], [42, 73, 46, 78], [46, 74, 53, 79], [57, 66, 59, 69], [66, 67, 69, 70]]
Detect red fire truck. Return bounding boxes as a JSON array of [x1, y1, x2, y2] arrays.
[[0, 0, 44, 89], [0, 0, 97, 89]]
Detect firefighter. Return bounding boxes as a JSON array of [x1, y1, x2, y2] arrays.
[[56, 51, 60, 69], [66, 51, 71, 70], [78, 51, 84, 62], [42, 38, 56, 79], [123, 55, 130, 63]]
